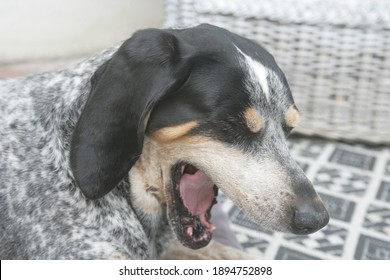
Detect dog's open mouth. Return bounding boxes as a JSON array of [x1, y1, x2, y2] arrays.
[[170, 163, 218, 249]]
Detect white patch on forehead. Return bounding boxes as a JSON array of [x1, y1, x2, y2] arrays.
[[235, 45, 270, 102]]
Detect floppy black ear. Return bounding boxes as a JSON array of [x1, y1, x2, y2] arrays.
[[70, 29, 191, 199]]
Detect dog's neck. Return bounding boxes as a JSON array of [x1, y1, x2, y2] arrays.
[[129, 137, 174, 256], [129, 139, 165, 218]]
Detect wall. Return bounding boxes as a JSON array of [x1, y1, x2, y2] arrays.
[[0, 0, 164, 62]]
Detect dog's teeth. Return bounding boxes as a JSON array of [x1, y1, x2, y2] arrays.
[[202, 232, 211, 241], [186, 227, 193, 237]]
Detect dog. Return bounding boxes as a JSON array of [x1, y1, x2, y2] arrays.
[[0, 24, 329, 259]]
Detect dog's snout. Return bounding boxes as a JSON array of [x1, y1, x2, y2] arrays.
[[287, 170, 329, 234], [293, 205, 329, 234]]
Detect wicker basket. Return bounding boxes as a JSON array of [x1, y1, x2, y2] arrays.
[[164, 0, 390, 144]]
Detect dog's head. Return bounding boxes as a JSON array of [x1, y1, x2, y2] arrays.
[[70, 24, 329, 249]]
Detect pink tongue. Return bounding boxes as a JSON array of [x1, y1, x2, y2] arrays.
[[179, 170, 215, 216]]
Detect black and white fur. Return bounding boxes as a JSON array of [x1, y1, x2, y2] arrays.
[[0, 24, 328, 259]]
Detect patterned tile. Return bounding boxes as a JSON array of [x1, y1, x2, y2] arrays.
[[229, 205, 273, 235], [235, 231, 269, 255], [355, 235, 390, 260], [288, 137, 326, 159], [275, 247, 320, 260], [329, 148, 376, 170], [377, 181, 390, 203], [364, 205, 390, 235], [319, 192, 355, 222], [314, 167, 370, 197], [283, 224, 347, 257], [385, 160, 390, 176]]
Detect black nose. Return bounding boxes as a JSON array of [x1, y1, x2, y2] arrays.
[[293, 207, 329, 234]]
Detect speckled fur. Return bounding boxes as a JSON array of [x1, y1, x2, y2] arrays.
[[0, 44, 173, 259], [0, 24, 329, 259]]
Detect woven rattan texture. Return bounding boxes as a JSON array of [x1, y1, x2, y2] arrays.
[[165, 0, 390, 144]]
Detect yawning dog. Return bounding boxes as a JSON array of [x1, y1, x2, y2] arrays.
[[0, 24, 329, 259]]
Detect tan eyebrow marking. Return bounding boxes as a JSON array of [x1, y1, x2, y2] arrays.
[[244, 107, 262, 133], [150, 121, 199, 142], [285, 105, 300, 128]]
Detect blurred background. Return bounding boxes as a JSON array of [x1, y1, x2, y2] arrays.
[[0, 0, 164, 75], [1, 0, 389, 260]]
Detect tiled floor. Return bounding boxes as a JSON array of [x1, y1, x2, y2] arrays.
[[222, 136, 390, 259]]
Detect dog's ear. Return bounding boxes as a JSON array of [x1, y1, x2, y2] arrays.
[[70, 29, 191, 199]]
